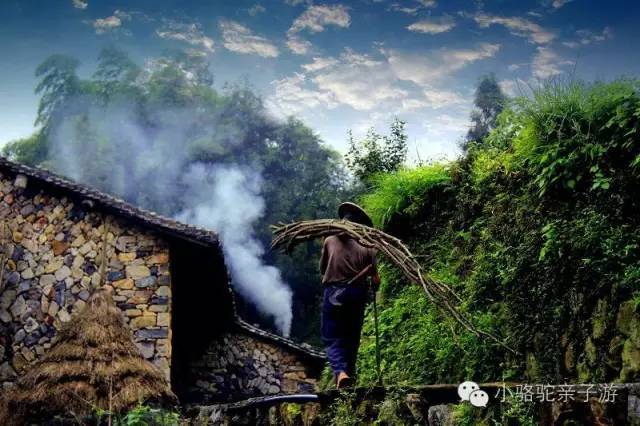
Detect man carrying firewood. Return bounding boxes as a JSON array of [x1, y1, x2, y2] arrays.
[[319, 202, 380, 389]]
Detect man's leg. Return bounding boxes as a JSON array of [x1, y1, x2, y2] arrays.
[[321, 286, 349, 376], [344, 285, 368, 378]]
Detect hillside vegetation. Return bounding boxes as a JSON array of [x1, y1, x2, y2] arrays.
[[355, 80, 640, 388]]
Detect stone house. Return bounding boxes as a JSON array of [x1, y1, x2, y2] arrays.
[[0, 157, 324, 405]]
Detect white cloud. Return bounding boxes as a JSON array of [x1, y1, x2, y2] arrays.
[[284, 0, 306, 5], [286, 36, 313, 55], [310, 49, 407, 110], [499, 78, 530, 97], [532, 46, 572, 79], [219, 20, 279, 58], [563, 27, 613, 48], [72, 0, 87, 9], [417, 0, 437, 7], [301, 56, 338, 72], [286, 4, 350, 55], [269, 73, 337, 115], [407, 16, 456, 34], [92, 10, 130, 34], [156, 21, 215, 53], [248, 4, 266, 16], [424, 114, 470, 136], [389, 4, 421, 15], [385, 43, 501, 86], [472, 13, 555, 44], [422, 88, 465, 107], [271, 42, 491, 116], [552, 0, 575, 8]]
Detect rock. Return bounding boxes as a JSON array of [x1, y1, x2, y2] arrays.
[[135, 276, 155, 288], [126, 265, 150, 280], [118, 252, 136, 262], [148, 253, 169, 265], [20, 268, 34, 280], [107, 271, 125, 281], [71, 235, 86, 248], [116, 236, 137, 252], [136, 328, 169, 339], [15, 328, 26, 343], [48, 301, 59, 316], [39, 274, 55, 287], [54, 265, 71, 281], [44, 258, 64, 274], [6, 271, 20, 286], [113, 278, 134, 290], [24, 317, 38, 333], [156, 286, 170, 297], [78, 290, 90, 301], [51, 240, 69, 256], [428, 404, 453, 426], [0, 289, 16, 309], [136, 341, 155, 359], [58, 308, 71, 323], [131, 314, 156, 329], [12, 231, 23, 243], [10, 296, 28, 319], [125, 309, 142, 317], [149, 305, 168, 313], [0, 363, 17, 381], [157, 312, 170, 327]]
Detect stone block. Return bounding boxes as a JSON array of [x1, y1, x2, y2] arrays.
[[113, 278, 134, 290], [126, 265, 150, 280], [131, 314, 156, 329], [157, 313, 170, 327]]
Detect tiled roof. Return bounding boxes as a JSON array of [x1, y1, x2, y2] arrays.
[[0, 156, 219, 247]]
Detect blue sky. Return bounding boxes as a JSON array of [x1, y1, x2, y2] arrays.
[[1, 0, 639, 161]]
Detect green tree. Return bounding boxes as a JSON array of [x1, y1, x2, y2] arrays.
[[345, 118, 408, 184], [34, 54, 80, 130], [464, 74, 506, 150]]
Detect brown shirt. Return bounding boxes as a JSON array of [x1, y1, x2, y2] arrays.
[[319, 235, 377, 283]]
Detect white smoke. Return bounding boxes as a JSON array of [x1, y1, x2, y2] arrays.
[[176, 164, 293, 335], [48, 99, 294, 336]]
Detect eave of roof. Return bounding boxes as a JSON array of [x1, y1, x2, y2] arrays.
[[235, 319, 326, 361], [0, 156, 219, 247]]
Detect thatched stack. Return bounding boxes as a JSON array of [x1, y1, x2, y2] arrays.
[[0, 289, 177, 425]]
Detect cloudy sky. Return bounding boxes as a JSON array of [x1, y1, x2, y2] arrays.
[[1, 0, 638, 161]]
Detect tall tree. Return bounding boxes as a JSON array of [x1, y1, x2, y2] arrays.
[[34, 55, 80, 132], [464, 74, 506, 150], [345, 118, 408, 184]]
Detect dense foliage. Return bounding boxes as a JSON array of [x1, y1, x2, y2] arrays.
[[4, 48, 349, 341], [356, 80, 640, 388]]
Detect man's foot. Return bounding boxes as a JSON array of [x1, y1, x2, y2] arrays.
[[336, 371, 354, 389]]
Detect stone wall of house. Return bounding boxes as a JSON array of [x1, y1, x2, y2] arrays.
[[188, 332, 318, 403], [0, 173, 172, 388]]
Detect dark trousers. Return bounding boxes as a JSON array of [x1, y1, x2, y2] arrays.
[[321, 281, 368, 377]]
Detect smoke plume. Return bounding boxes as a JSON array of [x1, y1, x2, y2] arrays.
[[48, 99, 294, 336]]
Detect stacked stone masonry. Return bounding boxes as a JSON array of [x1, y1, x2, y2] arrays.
[[0, 173, 172, 388], [190, 332, 317, 403]]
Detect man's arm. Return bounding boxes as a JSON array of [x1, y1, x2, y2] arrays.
[[319, 237, 330, 275]]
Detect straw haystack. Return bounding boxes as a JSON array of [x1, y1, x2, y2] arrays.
[[0, 289, 177, 425]]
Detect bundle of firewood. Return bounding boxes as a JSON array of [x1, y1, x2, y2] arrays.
[[271, 219, 512, 351]]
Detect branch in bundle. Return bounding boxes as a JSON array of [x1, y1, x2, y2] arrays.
[[271, 219, 515, 353]]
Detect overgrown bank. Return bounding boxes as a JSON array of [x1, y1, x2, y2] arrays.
[[355, 80, 640, 391]]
